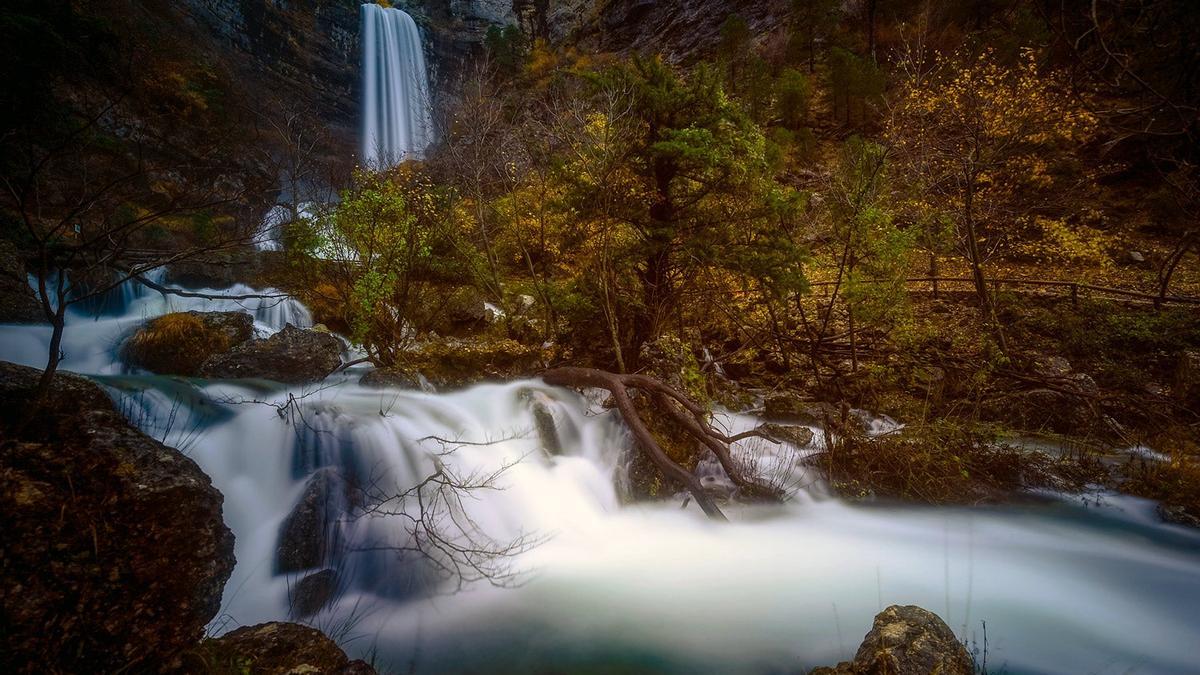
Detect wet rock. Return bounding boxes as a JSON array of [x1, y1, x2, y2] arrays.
[[0, 239, 43, 323], [408, 336, 542, 389], [1129, 250, 1146, 264], [1158, 503, 1200, 528], [201, 323, 342, 384], [0, 361, 235, 672], [529, 391, 562, 455], [758, 423, 815, 448], [359, 366, 424, 390], [276, 468, 358, 574], [196, 622, 376, 675], [290, 569, 339, 618], [810, 605, 972, 675], [123, 311, 254, 376]]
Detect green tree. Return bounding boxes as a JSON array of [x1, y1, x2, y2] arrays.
[[776, 68, 812, 130], [570, 56, 805, 357]]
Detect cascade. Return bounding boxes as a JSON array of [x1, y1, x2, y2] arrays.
[[2, 273, 1200, 674], [361, 3, 434, 170]]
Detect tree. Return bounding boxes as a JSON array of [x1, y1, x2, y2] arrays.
[[776, 68, 813, 130], [888, 47, 1095, 349], [567, 56, 805, 358], [295, 167, 477, 366], [787, 0, 840, 73]]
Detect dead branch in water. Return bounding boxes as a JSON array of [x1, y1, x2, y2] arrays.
[[542, 366, 784, 521]]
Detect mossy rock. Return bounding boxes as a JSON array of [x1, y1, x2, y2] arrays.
[[123, 311, 254, 376]]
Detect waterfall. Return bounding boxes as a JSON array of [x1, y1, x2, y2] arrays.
[[105, 375, 1200, 675], [361, 3, 434, 170], [4, 270, 1200, 673]]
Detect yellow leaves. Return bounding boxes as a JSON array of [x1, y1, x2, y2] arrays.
[[1018, 216, 1117, 274]]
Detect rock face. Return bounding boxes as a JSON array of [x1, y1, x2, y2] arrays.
[[123, 311, 255, 376], [201, 323, 343, 384], [178, 0, 359, 132], [164, 249, 288, 290], [0, 239, 43, 323], [0, 361, 235, 672], [197, 622, 377, 675], [810, 605, 973, 675]]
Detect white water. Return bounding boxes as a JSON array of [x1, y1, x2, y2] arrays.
[[0, 270, 310, 375], [361, 4, 433, 169], [255, 205, 290, 252], [3, 276, 1200, 674]]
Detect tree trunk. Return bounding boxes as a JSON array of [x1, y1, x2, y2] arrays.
[[35, 309, 67, 402]]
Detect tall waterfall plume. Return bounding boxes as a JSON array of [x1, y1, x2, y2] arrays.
[[361, 3, 434, 170]]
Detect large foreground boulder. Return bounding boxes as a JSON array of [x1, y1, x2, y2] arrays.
[[810, 605, 972, 675], [123, 311, 254, 376], [194, 622, 376, 674], [0, 361, 235, 672], [201, 323, 342, 384]]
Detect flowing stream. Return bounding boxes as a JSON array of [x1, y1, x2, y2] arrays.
[[2, 275, 1199, 674]]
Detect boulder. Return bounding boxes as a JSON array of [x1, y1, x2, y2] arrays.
[[407, 337, 542, 389], [290, 569, 339, 618], [195, 622, 376, 675], [201, 323, 342, 384], [1032, 354, 1073, 379], [810, 605, 972, 675], [0, 361, 235, 672], [123, 311, 254, 376], [764, 395, 840, 427], [529, 391, 563, 455], [276, 468, 358, 574], [0, 239, 43, 323], [759, 423, 815, 448], [359, 366, 424, 390]]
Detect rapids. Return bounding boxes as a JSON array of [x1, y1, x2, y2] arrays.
[[2, 275, 1199, 674]]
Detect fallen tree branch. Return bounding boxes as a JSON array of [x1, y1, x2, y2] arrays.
[[542, 367, 784, 520]]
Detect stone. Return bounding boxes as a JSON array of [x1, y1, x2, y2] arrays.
[[0, 361, 235, 671], [122, 311, 254, 376], [276, 468, 357, 574], [810, 605, 972, 675], [529, 391, 562, 455], [758, 423, 815, 448], [406, 336, 542, 389], [359, 366, 424, 390], [0, 239, 43, 323], [290, 569, 339, 618], [1129, 250, 1146, 263], [1032, 354, 1073, 379], [201, 323, 342, 384], [196, 622, 376, 675]]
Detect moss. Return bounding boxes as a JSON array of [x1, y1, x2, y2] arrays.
[[122, 312, 243, 377]]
